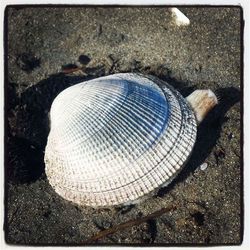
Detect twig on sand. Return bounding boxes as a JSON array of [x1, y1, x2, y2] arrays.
[[83, 204, 177, 244]]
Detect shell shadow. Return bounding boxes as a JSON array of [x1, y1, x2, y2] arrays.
[[6, 73, 98, 184], [157, 86, 241, 197], [6, 69, 240, 187]]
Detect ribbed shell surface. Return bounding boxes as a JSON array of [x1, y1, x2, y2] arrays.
[[45, 73, 197, 207]]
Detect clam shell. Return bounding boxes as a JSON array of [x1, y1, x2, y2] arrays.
[[45, 73, 197, 207]]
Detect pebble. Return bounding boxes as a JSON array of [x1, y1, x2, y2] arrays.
[[171, 8, 190, 26], [228, 133, 235, 140], [200, 162, 208, 171], [78, 55, 91, 65]]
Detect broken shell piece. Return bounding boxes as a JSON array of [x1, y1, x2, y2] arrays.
[[171, 8, 190, 26], [186, 90, 218, 123]]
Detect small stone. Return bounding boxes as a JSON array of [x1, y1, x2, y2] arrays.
[[228, 133, 234, 140], [200, 162, 208, 171], [78, 55, 91, 65]]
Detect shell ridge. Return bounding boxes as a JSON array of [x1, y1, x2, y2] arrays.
[[45, 73, 198, 206], [50, 88, 182, 189], [61, 78, 170, 163], [48, 76, 181, 184], [51, 79, 130, 148]]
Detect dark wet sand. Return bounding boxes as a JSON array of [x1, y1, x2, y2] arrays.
[[5, 6, 242, 245]]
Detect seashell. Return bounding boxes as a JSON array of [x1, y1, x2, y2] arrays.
[[171, 8, 190, 26], [44, 73, 217, 207]]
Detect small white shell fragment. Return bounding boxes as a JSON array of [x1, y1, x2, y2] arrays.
[[186, 89, 218, 123], [200, 162, 208, 171], [171, 8, 190, 26]]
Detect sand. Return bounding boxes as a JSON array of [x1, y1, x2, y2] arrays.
[[5, 6, 242, 245]]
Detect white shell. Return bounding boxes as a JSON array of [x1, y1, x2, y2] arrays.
[[45, 73, 197, 207]]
